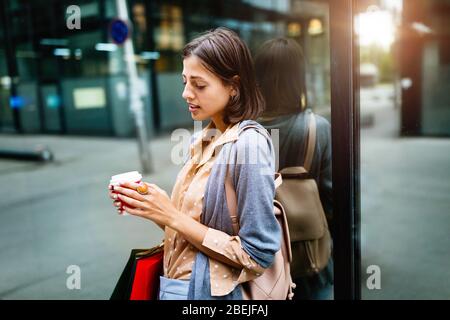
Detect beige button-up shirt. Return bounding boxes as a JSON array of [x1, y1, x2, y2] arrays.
[[164, 121, 265, 296]]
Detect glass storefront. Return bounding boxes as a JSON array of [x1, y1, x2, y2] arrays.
[[0, 13, 14, 132], [0, 0, 338, 301], [0, 0, 331, 137]]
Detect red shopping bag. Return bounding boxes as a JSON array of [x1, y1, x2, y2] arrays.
[[130, 249, 164, 300], [111, 243, 164, 300]]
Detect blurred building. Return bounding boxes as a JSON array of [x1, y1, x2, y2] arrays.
[[399, 0, 450, 137], [0, 0, 331, 137], [360, 63, 379, 87]]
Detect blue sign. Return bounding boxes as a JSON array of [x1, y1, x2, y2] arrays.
[[110, 19, 129, 45], [10, 96, 24, 109]]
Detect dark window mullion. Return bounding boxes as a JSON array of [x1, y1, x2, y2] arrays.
[[329, 0, 361, 300]]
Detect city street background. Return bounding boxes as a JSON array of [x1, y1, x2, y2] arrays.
[[360, 85, 450, 299], [0, 85, 449, 299]]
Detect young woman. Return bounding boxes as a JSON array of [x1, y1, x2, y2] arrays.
[[255, 37, 334, 300], [108, 28, 281, 300]]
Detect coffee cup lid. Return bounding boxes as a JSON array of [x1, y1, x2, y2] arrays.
[[110, 171, 142, 184]]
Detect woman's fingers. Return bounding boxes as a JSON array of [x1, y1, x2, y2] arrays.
[[120, 181, 143, 190], [122, 205, 144, 217], [109, 191, 118, 200], [117, 193, 146, 210], [114, 185, 145, 201]]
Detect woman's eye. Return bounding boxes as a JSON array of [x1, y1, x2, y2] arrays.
[[182, 81, 205, 90]]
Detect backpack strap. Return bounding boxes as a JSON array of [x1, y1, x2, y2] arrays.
[[225, 172, 282, 236], [303, 113, 317, 173], [237, 124, 272, 142], [225, 168, 240, 236]]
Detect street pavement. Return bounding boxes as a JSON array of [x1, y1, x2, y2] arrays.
[[360, 85, 450, 299], [0, 132, 184, 299], [0, 86, 449, 299]]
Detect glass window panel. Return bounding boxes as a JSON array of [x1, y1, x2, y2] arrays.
[[358, 0, 450, 299], [0, 0, 335, 301]]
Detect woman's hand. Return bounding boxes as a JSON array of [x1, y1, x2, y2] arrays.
[[108, 182, 178, 228]]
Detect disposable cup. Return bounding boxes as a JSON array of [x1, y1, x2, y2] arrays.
[[109, 171, 142, 215]]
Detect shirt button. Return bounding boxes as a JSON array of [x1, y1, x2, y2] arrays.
[[214, 264, 218, 269], [213, 239, 219, 245], [223, 274, 228, 278]]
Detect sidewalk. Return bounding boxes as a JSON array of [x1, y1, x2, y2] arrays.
[[360, 98, 450, 299], [361, 135, 450, 299], [0, 132, 186, 299]]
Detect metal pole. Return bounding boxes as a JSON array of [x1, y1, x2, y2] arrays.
[[116, 0, 152, 174]]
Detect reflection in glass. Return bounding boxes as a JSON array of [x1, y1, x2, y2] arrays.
[[254, 5, 333, 300]]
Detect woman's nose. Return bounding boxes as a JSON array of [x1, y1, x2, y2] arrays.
[[182, 85, 194, 101]]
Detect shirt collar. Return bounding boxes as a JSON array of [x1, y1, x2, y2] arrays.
[[190, 121, 240, 169]]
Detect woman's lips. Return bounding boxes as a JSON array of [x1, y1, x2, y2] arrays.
[[188, 104, 201, 112]]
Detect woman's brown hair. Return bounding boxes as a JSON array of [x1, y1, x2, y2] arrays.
[[255, 37, 307, 117], [182, 27, 264, 125]]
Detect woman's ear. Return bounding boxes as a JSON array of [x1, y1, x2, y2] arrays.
[[231, 75, 240, 96]]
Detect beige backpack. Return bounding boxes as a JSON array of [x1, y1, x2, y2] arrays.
[[224, 125, 295, 300], [275, 113, 332, 278]]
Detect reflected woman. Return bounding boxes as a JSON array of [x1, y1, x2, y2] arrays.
[[255, 37, 333, 300]]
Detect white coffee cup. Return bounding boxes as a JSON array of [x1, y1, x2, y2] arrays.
[[109, 171, 143, 215]]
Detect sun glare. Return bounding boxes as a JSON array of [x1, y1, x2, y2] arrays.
[[356, 7, 396, 49]]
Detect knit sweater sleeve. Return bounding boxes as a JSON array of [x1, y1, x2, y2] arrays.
[[199, 129, 282, 269]]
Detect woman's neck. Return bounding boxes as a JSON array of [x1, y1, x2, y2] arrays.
[[211, 116, 228, 133]]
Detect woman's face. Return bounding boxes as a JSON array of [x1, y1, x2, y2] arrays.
[[182, 55, 234, 127]]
